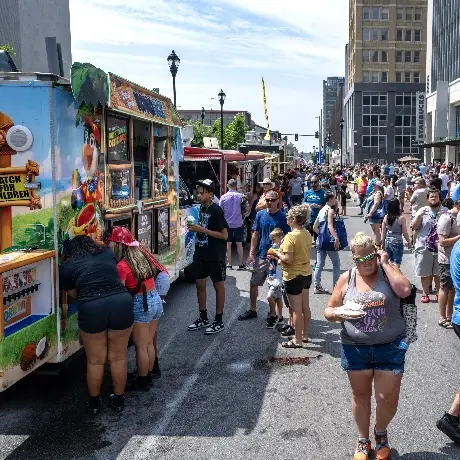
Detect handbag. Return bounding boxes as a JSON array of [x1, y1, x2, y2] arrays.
[[317, 211, 348, 251], [368, 192, 386, 219]]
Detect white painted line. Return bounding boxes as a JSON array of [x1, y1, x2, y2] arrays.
[[117, 298, 247, 460]]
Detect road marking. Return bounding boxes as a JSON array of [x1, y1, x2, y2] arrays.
[[117, 298, 247, 460]]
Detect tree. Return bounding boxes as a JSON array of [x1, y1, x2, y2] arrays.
[[190, 120, 211, 147], [0, 44, 16, 56], [224, 112, 247, 150]]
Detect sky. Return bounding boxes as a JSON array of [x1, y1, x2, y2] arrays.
[[69, 0, 348, 152]]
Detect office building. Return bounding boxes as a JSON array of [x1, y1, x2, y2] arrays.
[[178, 110, 253, 130], [0, 0, 72, 78], [323, 77, 345, 144], [344, 0, 428, 163], [423, 0, 460, 164]]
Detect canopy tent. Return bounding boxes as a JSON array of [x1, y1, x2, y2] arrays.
[[398, 155, 420, 163]]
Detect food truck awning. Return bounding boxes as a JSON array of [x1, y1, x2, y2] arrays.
[[184, 147, 265, 162]]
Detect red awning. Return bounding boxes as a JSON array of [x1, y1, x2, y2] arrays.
[[184, 146, 265, 162]]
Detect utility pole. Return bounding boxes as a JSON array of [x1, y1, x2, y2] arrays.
[[318, 109, 323, 164]]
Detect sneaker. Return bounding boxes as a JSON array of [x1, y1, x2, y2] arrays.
[[314, 284, 330, 294], [353, 439, 371, 460], [237, 263, 248, 270], [204, 320, 224, 335], [226, 264, 232, 269], [188, 318, 210, 331], [86, 396, 102, 416], [108, 394, 125, 413], [125, 375, 150, 392], [281, 325, 295, 337], [277, 321, 289, 332], [436, 412, 460, 444], [238, 310, 258, 320], [266, 316, 279, 329], [374, 428, 390, 460], [151, 360, 161, 380]]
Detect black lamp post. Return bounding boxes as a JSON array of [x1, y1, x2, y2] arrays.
[[339, 118, 345, 169], [218, 89, 226, 149], [167, 50, 180, 108], [200, 107, 206, 124]]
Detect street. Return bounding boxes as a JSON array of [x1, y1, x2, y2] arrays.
[[1, 206, 460, 460]]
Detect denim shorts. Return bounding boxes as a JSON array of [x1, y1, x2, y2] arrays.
[[368, 216, 383, 225], [340, 337, 407, 374], [133, 290, 163, 323], [385, 238, 404, 265], [155, 271, 171, 296]]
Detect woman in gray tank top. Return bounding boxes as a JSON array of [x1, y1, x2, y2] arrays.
[[324, 232, 412, 460]]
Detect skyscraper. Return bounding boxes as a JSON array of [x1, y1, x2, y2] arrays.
[[0, 0, 72, 78], [344, 0, 428, 163], [323, 77, 345, 142]]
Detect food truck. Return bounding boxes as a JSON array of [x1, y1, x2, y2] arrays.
[[0, 63, 196, 390]]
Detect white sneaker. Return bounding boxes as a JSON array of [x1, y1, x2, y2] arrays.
[[314, 285, 330, 294]]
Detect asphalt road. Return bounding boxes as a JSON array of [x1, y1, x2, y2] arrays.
[[1, 205, 460, 460]]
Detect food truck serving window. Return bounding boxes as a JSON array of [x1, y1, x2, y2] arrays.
[[107, 115, 130, 163]]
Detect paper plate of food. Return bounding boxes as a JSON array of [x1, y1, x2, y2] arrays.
[[334, 301, 366, 319]]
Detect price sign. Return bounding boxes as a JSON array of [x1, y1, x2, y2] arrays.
[[136, 211, 152, 253]]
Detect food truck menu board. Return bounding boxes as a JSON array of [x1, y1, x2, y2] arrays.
[[154, 207, 170, 253], [110, 169, 131, 200], [107, 116, 129, 162], [136, 211, 153, 253]]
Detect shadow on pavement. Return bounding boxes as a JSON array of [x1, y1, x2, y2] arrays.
[[391, 445, 460, 459], [303, 318, 342, 359]]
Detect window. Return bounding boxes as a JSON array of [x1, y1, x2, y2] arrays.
[[381, 71, 388, 82], [363, 71, 370, 83], [405, 30, 412, 41], [363, 50, 371, 62], [371, 136, 378, 147], [381, 8, 389, 20], [415, 8, 422, 20], [396, 51, 403, 63], [363, 95, 371, 105], [372, 71, 379, 83], [372, 7, 380, 19], [372, 51, 379, 62], [403, 115, 411, 127], [380, 95, 387, 105], [405, 8, 413, 20], [363, 28, 370, 41], [371, 115, 379, 126], [363, 7, 370, 19], [414, 30, 421, 41], [379, 136, 386, 148], [380, 115, 387, 126], [107, 115, 130, 163], [405, 51, 412, 63], [363, 136, 371, 147], [397, 8, 404, 20], [414, 50, 421, 63], [371, 95, 379, 105], [405, 72, 412, 83], [381, 50, 388, 62], [396, 29, 403, 41], [396, 94, 404, 105], [414, 71, 420, 83], [404, 94, 411, 105], [396, 72, 402, 83], [372, 29, 379, 41], [381, 29, 388, 40], [363, 115, 371, 126]]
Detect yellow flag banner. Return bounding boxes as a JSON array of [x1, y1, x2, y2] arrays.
[[261, 77, 270, 141]]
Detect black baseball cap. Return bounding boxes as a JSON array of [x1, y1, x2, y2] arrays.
[[196, 179, 215, 193]]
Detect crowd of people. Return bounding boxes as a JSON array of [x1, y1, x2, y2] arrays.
[[59, 159, 460, 460]]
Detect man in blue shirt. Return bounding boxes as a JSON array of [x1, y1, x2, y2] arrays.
[[304, 176, 326, 242], [389, 164, 395, 177], [239, 190, 290, 321], [437, 238, 460, 443], [451, 174, 460, 201], [419, 163, 427, 176]]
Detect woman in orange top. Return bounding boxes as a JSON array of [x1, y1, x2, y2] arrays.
[[358, 174, 369, 216]]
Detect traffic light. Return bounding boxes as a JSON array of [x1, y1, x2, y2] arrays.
[[277, 132, 281, 141], [315, 131, 319, 139], [295, 134, 299, 141]]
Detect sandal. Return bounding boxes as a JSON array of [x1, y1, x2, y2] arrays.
[[445, 320, 454, 329], [439, 319, 448, 328], [421, 295, 430, 303], [282, 339, 303, 348], [434, 294, 439, 302]]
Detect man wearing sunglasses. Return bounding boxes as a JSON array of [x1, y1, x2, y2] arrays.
[[239, 190, 290, 321], [304, 176, 326, 242]]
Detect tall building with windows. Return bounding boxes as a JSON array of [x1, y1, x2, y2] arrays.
[[424, 0, 460, 164], [344, 0, 428, 163], [323, 77, 345, 143]]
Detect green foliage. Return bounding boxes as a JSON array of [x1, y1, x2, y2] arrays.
[[0, 44, 16, 56], [190, 120, 212, 147], [70, 62, 109, 106], [224, 112, 247, 150], [76, 102, 94, 127]]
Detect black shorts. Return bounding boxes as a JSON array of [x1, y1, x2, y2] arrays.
[[194, 259, 227, 283], [284, 274, 312, 296], [227, 226, 243, 243], [78, 292, 134, 334]]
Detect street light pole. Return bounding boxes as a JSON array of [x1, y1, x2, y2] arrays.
[[218, 89, 226, 149], [339, 118, 345, 169], [167, 50, 180, 108], [201, 107, 206, 124]]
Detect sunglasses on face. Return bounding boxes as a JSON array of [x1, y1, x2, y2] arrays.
[[354, 252, 376, 264], [266, 198, 278, 203]]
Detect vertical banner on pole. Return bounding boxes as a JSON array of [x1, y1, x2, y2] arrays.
[[261, 77, 270, 141]]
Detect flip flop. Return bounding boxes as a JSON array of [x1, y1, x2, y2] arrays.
[[421, 295, 430, 303], [282, 340, 303, 348]]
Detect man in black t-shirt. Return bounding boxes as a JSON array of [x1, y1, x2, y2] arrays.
[[187, 179, 229, 334]]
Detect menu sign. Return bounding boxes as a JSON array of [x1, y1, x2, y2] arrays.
[[155, 207, 170, 253], [137, 211, 152, 253], [107, 116, 128, 162]]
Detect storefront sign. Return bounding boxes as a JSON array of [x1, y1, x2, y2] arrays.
[[416, 91, 426, 142], [109, 74, 180, 126], [4, 297, 31, 327], [0, 174, 30, 202], [3, 267, 36, 294], [137, 211, 153, 253]]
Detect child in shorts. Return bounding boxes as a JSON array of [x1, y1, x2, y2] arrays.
[[266, 228, 288, 329]]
